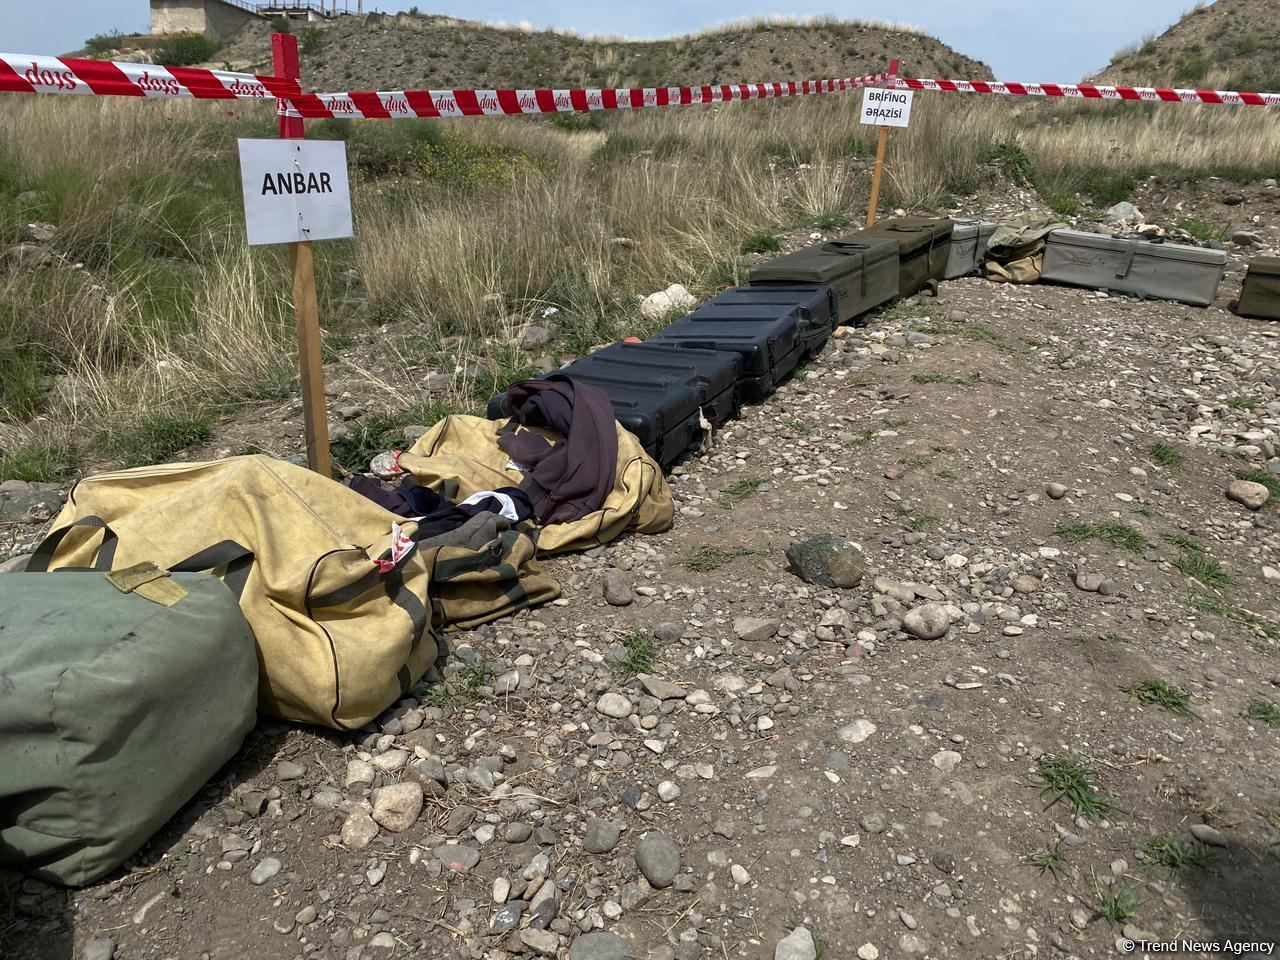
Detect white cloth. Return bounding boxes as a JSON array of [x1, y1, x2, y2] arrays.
[[460, 490, 521, 522]]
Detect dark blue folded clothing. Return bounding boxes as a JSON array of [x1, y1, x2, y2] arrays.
[[346, 476, 533, 537]]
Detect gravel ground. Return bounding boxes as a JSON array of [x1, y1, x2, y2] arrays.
[[3, 258, 1279, 960]]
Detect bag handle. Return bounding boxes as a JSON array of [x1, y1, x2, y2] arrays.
[[1117, 238, 1140, 280], [170, 541, 255, 601], [26, 516, 117, 573], [820, 240, 872, 255]]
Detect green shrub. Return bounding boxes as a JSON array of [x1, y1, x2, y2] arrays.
[[0, 442, 74, 483], [1048, 194, 1080, 218], [270, 16, 292, 34], [104, 410, 215, 468], [299, 26, 324, 57], [740, 230, 781, 255], [548, 111, 602, 133], [154, 33, 220, 67], [0, 342, 46, 421], [83, 31, 125, 57], [979, 141, 1032, 184]]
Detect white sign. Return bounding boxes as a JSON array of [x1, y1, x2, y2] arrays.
[[238, 139, 353, 246], [859, 87, 914, 128]]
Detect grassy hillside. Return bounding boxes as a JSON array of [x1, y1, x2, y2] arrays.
[[5, 14, 1280, 481], [1097, 0, 1280, 91], [211, 13, 992, 91]]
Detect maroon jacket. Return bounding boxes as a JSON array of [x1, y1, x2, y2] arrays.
[[497, 376, 619, 524]]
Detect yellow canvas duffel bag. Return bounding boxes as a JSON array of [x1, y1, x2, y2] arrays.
[[39, 456, 437, 730]]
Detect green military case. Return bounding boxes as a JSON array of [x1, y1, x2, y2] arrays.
[[748, 235, 900, 324], [0, 562, 259, 886], [858, 217, 955, 297], [1237, 256, 1280, 320]]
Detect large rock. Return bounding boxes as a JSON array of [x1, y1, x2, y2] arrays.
[[519, 323, 555, 351], [640, 284, 696, 321], [569, 931, 632, 960], [1104, 202, 1144, 225], [601, 568, 635, 606], [341, 810, 380, 849], [1227, 480, 1270, 511], [640, 675, 686, 700], [734, 616, 780, 642], [903, 603, 950, 640], [786, 534, 866, 588], [0, 554, 32, 573], [583, 819, 622, 854], [634, 832, 680, 888], [595, 692, 634, 719], [370, 781, 423, 832], [775, 927, 818, 960]]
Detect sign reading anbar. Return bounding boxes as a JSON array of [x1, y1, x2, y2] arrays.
[[860, 87, 913, 127], [238, 139, 353, 246]]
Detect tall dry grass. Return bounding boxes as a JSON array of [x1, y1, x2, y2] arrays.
[[1, 87, 1278, 476]]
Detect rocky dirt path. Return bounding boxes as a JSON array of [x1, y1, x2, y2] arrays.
[[3, 276, 1278, 960]]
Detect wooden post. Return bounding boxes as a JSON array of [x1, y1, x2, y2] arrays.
[[865, 58, 900, 229], [273, 32, 333, 478]]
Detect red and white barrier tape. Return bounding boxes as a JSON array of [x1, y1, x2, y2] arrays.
[[9, 50, 1273, 116], [284, 73, 892, 120], [890, 77, 1280, 107], [0, 52, 303, 103]]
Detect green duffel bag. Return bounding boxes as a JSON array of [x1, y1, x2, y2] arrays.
[[0, 527, 259, 887]]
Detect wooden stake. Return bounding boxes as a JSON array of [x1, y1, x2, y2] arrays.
[[865, 58, 900, 229], [290, 240, 332, 477], [273, 32, 333, 477]]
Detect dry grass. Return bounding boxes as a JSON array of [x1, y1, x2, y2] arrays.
[[2, 88, 1278, 476]]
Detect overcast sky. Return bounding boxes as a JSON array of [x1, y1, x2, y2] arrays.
[[7, 1, 1196, 81]]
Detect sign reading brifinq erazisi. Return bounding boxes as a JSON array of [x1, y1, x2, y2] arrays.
[[237, 139, 353, 246], [859, 87, 914, 127]]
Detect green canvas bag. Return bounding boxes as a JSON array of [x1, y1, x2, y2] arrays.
[[0, 535, 259, 887]]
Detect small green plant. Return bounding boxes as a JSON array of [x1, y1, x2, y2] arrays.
[[1150, 441, 1183, 469], [1227, 395, 1259, 411], [154, 33, 220, 67], [1126, 678, 1193, 717], [910, 371, 1002, 386], [270, 15, 292, 34], [1177, 218, 1226, 243], [904, 512, 940, 532], [1161, 533, 1232, 589], [1036, 754, 1113, 821], [1095, 882, 1139, 924], [460, 664, 493, 694], [740, 230, 781, 255], [683, 546, 761, 572], [897, 455, 932, 471], [1236, 469, 1280, 503], [1244, 700, 1280, 727], [106, 411, 214, 468], [721, 475, 764, 507], [798, 211, 852, 230], [1054, 521, 1145, 551], [1145, 835, 1215, 875], [0, 441, 74, 483], [1047, 193, 1081, 219], [617, 631, 657, 676], [1190, 592, 1280, 640], [1023, 839, 1065, 878]]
